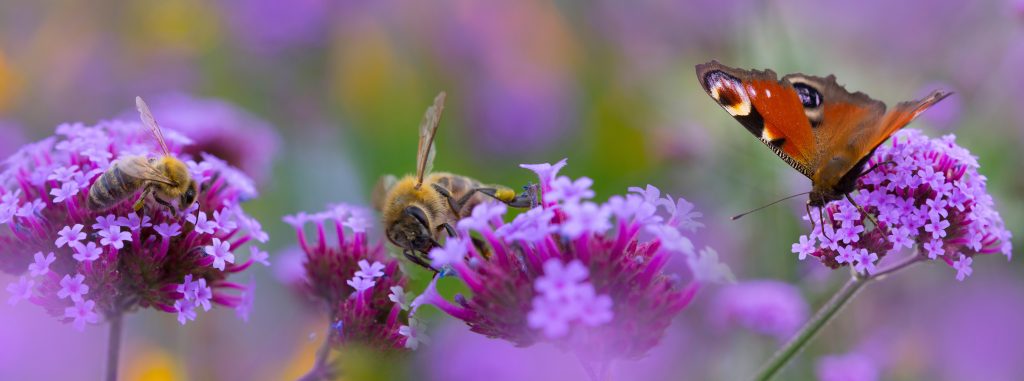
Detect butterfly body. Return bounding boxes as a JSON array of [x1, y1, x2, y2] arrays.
[[695, 61, 951, 207]]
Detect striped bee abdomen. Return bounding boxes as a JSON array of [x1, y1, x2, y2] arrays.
[[87, 164, 143, 211]]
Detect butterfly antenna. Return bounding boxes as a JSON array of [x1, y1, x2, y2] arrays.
[[732, 191, 811, 220]]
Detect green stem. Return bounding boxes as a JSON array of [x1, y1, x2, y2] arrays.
[[105, 311, 123, 381], [751, 254, 924, 381]]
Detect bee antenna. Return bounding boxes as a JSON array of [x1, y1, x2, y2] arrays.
[[732, 191, 811, 221]]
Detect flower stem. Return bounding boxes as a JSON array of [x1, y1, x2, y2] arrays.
[[751, 254, 924, 381], [298, 325, 335, 381], [751, 275, 867, 381], [105, 311, 123, 381]]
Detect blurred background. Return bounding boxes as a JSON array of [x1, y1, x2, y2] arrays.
[[1, 1, 1022, 380]]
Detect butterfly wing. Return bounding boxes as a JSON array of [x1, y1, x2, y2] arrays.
[[415, 92, 446, 188], [696, 61, 819, 178]]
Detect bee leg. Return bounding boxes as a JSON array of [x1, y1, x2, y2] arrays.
[[508, 183, 539, 208], [153, 196, 176, 217], [403, 249, 438, 274], [430, 184, 461, 215], [439, 222, 457, 237], [133, 187, 154, 213]]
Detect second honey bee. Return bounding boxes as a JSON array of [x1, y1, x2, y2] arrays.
[[373, 92, 536, 270], [87, 97, 199, 216]]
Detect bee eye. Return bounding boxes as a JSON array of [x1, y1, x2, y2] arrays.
[[793, 83, 822, 109]]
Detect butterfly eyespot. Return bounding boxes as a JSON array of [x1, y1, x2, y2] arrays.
[[704, 70, 751, 116], [793, 83, 822, 109]]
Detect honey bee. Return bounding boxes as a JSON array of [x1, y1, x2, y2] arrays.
[[373, 92, 537, 270], [87, 97, 199, 216]]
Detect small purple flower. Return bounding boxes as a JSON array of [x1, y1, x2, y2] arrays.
[[560, 202, 612, 238], [6, 276, 34, 305], [250, 246, 270, 266], [57, 273, 89, 302], [495, 207, 556, 242], [55, 224, 86, 248], [117, 213, 152, 232], [174, 299, 197, 325], [194, 278, 213, 312], [835, 245, 857, 265], [953, 255, 973, 281], [28, 252, 56, 277], [347, 276, 376, 294], [355, 260, 385, 280], [49, 182, 79, 203], [204, 238, 234, 271], [853, 249, 879, 276], [91, 214, 119, 232], [187, 211, 218, 235], [398, 318, 430, 350], [527, 260, 614, 338], [534, 259, 589, 298], [520, 158, 568, 192], [710, 280, 809, 340], [153, 222, 182, 237], [545, 176, 595, 204], [457, 201, 507, 232], [98, 226, 132, 249], [71, 242, 102, 262], [389, 286, 411, 311], [924, 239, 945, 260], [792, 235, 816, 260], [64, 299, 100, 331], [429, 237, 469, 268]]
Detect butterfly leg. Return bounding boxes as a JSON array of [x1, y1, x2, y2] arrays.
[[861, 160, 896, 177], [845, 193, 889, 236]]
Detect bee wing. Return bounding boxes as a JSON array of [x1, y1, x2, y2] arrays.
[[371, 174, 398, 212], [135, 96, 172, 156], [415, 92, 446, 187], [117, 156, 176, 186]]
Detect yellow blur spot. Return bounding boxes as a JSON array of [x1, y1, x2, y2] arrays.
[[123, 346, 183, 381], [275, 332, 320, 381], [0, 51, 21, 113], [126, 0, 220, 54]]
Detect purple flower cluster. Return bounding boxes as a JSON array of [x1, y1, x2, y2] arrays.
[[708, 280, 809, 340], [792, 130, 1012, 280], [1, 118, 268, 330], [413, 159, 732, 363], [284, 204, 415, 351]]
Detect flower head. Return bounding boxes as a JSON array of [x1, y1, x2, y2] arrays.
[[709, 280, 809, 340], [412, 160, 727, 361], [0, 111, 269, 330], [796, 130, 1012, 280], [284, 203, 412, 351]]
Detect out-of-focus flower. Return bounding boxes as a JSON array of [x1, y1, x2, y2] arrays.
[[0, 114, 268, 331], [284, 204, 414, 351], [216, 0, 332, 54], [709, 280, 809, 340], [413, 159, 731, 370], [793, 130, 1012, 281], [124, 93, 281, 186], [815, 352, 879, 381], [437, 0, 579, 156]]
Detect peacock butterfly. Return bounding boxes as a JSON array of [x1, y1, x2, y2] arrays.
[[695, 60, 951, 211]]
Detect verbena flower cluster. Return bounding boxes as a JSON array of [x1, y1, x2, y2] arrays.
[[792, 130, 1012, 280], [709, 280, 808, 340], [284, 204, 420, 351], [1, 119, 269, 330], [414, 159, 732, 363]]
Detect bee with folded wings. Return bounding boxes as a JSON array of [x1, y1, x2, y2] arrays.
[[88, 97, 199, 216], [373, 92, 537, 271]]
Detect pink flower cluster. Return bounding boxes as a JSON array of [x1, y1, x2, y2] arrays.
[[284, 204, 417, 351], [413, 159, 732, 363], [1, 118, 269, 330], [792, 130, 1012, 280]]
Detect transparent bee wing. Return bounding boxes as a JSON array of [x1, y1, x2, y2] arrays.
[[135, 96, 172, 157], [415, 92, 446, 187], [371, 174, 398, 212], [117, 156, 176, 185]]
